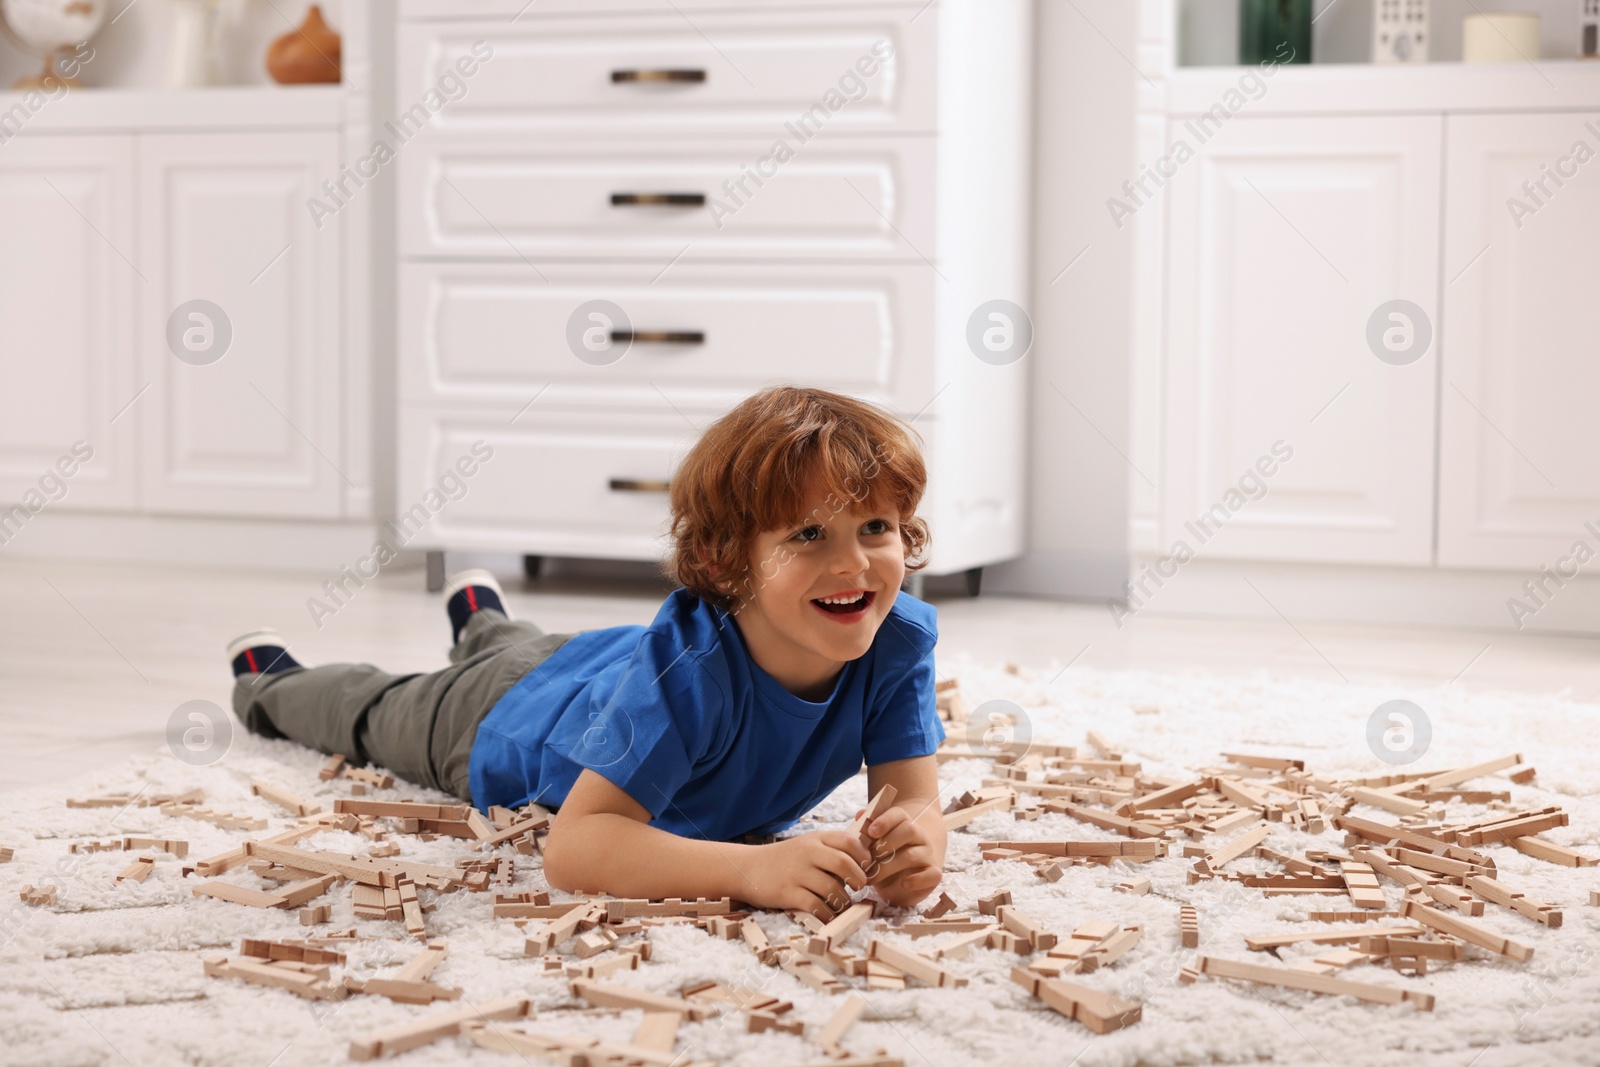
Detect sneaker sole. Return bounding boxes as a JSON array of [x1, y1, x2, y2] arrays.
[[226, 629, 288, 661], [442, 568, 506, 604]]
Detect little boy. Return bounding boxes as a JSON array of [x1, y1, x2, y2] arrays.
[[228, 386, 948, 920]]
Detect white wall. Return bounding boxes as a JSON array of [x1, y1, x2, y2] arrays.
[[986, 0, 1139, 600]]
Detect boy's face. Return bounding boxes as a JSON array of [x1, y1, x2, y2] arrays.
[[730, 484, 906, 696]]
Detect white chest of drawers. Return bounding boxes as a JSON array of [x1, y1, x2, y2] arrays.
[[394, 0, 1033, 593]]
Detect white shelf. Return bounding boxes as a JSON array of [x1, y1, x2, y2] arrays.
[[1168, 58, 1600, 116], [1, 85, 346, 133]]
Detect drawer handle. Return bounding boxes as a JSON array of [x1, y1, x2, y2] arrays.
[[610, 192, 707, 207], [609, 478, 672, 493], [611, 330, 705, 345], [611, 68, 706, 83]]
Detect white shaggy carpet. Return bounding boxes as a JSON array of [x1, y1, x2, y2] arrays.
[[3, 656, 1599, 1067]]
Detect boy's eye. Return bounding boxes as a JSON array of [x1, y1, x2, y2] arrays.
[[865, 518, 893, 535], [792, 525, 823, 542]]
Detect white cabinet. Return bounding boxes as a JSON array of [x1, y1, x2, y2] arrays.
[[137, 132, 344, 519], [0, 134, 139, 510], [1162, 115, 1442, 565], [1438, 112, 1600, 569], [395, 0, 1032, 582]]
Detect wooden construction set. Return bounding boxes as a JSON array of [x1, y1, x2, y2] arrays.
[[15, 683, 1599, 1062]]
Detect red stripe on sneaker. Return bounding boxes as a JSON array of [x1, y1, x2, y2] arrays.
[[245, 648, 258, 672], [465, 586, 478, 611]]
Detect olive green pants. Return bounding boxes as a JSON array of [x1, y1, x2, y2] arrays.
[[231, 609, 574, 804]]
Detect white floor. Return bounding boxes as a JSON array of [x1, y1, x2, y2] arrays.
[[3, 555, 1598, 793]]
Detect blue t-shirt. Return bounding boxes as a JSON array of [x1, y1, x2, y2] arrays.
[[467, 587, 944, 842]]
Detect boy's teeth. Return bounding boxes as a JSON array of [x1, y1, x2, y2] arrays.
[[816, 594, 864, 604]]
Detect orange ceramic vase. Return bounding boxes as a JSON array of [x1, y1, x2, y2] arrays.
[[266, 4, 341, 84]]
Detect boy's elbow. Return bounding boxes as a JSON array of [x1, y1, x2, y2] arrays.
[[541, 823, 582, 892]]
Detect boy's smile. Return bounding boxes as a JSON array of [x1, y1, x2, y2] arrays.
[[727, 485, 906, 702]]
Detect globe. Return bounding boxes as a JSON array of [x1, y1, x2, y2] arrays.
[[1, 0, 106, 88]]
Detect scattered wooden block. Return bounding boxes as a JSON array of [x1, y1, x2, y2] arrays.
[[977, 889, 1013, 915], [569, 978, 713, 1019], [867, 938, 968, 987], [301, 904, 332, 925], [204, 955, 339, 1000], [19, 883, 55, 906], [318, 754, 346, 780], [816, 994, 869, 1056], [1193, 955, 1433, 1011], [349, 996, 530, 1060], [1114, 876, 1151, 895], [1507, 836, 1599, 867], [1010, 967, 1142, 1033], [1400, 899, 1534, 962], [1180, 905, 1199, 948], [115, 857, 155, 883], [252, 780, 322, 817]]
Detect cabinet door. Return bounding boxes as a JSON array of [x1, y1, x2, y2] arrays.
[[137, 132, 342, 518], [0, 134, 137, 511], [1163, 115, 1441, 564], [1439, 113, 1600, 569]]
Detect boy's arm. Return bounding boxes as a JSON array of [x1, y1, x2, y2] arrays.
[[542, 768, 769, 903]]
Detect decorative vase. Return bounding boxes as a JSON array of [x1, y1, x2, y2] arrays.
[[164, 0, 217, 88], [266, 3, 340, 84], [1240, 0, 1311, 64]]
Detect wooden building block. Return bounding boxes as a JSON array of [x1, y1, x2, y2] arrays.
[[867, 938, 968, 988], [1508, 836, 1599, 867], [1114, 876, 1151, 895], [252, 780, 321, 817], [1203, 823, 1271, 869], [301, 904, 332, 925], [1179, 905, 1199, 948], [460, 1022, 713, 1067], [340, 766, 395, 789], [348, 996, 530, 1060], [996, 904, 1058, 951], [810, 900, 875, 955], [1464, 875, 1563, 927], [115, 857, 156, 883], [318, 754, 346, 780], [123, 837, 189, 857], [783, 952, 850, 993], [1194, 955, 1433, 1011], [1400, 899, 1534, 962], [852, 785, 899, 850], [977, 889, 1013, 916], [193, 881, 289, 909], [923, 891, 957, 918], [1010, 968, 1142, 1033], [1339, 861, 1386, 909], [569, 978, 713, 1019], [816, 993, 868, 1055], [19, 883, 56, 906], [204, 955, 338, 1000]]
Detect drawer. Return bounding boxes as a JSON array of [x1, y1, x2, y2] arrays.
[[395, 8, 935, 136], [397, 407, 690, 559], [398, 261, 936, 413], [398, 137, 936, 260]]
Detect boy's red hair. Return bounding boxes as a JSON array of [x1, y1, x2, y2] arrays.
[[664, 386, 930, 611]]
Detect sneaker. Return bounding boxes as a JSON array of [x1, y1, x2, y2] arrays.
[[443, 569, 509, 644], [226, 629, 303, 678]]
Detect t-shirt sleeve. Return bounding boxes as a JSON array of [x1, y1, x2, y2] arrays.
[[544, 628, 724, 821], [861, 645, 945, 766]]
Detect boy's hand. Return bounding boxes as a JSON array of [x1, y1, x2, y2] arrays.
[[857, 803, 945, 908], [748, 831, 873, 922]]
